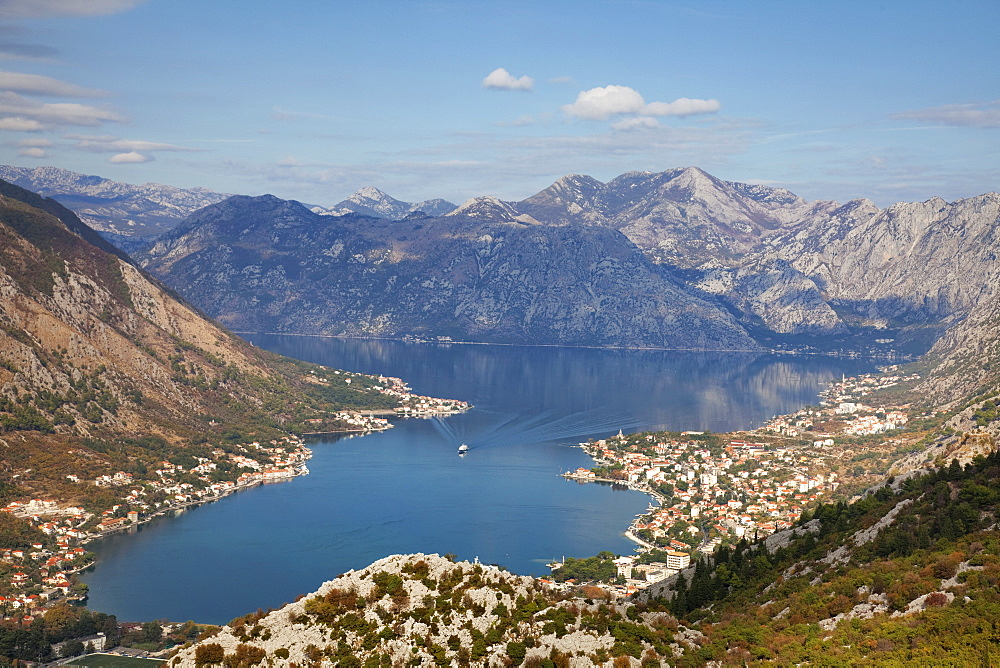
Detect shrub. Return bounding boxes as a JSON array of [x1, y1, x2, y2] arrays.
[[195, 643, 225, 666]]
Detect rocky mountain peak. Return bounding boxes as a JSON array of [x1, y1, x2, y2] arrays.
[[353, 185, 391, 200], [447, 195, 532, 223], [342, 186, 406, 215], [320, 187, 456, 220]]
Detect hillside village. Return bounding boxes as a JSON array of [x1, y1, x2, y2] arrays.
[[561, 368, 925, 598]]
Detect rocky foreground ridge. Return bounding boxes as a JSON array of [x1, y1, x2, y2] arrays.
[[170, 553, 698, 667]]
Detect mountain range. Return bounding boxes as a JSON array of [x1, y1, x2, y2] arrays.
[[0, 165, 457, 246], [119, 166, 997, 360], [6, 162, 1000, 387]]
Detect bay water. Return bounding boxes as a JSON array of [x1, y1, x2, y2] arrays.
[[81, 337, 877, 624]]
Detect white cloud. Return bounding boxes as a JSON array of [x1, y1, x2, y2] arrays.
[[563, 85, 721, 122], [612, 117, 660, 131], [18, 138, 51, 147], [0, 42, 59, 61], [482, 67, 534, 91], [892, 100, 1000, 128], [0, 0, 145, 19], [562, 85, 645, 120], [69, 134, 198, 154], [0, 70, 107, 97], [18, 146, 45, 157], [109, 151, 151, 163], [0, 115, 42, 130], [0, 91, 123, 127], [643, 97, 721, 117]]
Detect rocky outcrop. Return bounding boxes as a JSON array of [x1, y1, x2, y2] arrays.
[[170, 553, 691, 667]]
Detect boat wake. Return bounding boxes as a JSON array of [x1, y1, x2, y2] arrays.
[[431, 408, 647, 453]]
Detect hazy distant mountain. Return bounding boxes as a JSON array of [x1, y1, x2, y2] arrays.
[[314, 185, 456, 219], [0, 165, 231, 240], [140, 193, 759, 350]]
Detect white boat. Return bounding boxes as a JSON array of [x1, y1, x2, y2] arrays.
[[458, 443, 469, 454]]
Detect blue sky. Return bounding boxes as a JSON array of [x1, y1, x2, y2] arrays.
[[0, 0, 997, 207]]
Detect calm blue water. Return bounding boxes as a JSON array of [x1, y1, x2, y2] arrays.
[[81, 337, 877, 623]]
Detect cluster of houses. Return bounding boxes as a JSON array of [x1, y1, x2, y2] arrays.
[[0, 501, 93, 620], [0, 435, 314, 622], [571, 430, 839, 582], [763, 368, 917, 439], [376, 375, 470, 416], [305, 371, 470, 421]]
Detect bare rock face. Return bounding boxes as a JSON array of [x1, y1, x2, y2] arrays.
[[769, 193, 1000, 329], [696, 256, 846, 335], [521, 167, 826, 267]]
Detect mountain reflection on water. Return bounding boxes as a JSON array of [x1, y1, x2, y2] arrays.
[[81, 336, 878, 624]]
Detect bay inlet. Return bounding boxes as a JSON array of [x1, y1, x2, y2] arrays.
[[81, 337, 879, 624]]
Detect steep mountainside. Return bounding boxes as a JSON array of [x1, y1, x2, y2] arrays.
[[913, 281, 1000, 407], [141, 195, 758, 350], [762, 193, 1000, 334], [0, 179, 416, 505], [0, 165, 230, 240]]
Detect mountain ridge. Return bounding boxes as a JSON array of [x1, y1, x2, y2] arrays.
[[141, 193, 759, 350]]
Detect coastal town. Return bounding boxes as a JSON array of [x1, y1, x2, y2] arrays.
[[0, 374, 469, 627], [557, 367, 920, 598]]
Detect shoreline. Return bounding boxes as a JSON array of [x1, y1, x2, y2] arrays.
[[235, 330, 916, 361], [562, 468, 664, 553]]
